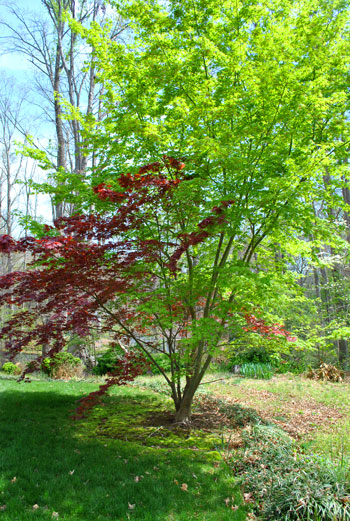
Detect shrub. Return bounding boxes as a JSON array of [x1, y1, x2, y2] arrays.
[[92, 346, 122, 375], [41, 352, 82, 379], [148, 353, 172, 375], [231, 346, 273, 365], [229, 424, 350, 520], [274, 359, 307, 374], [1, 362, 21, 375]]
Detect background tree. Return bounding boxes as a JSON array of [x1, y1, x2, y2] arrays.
[[1, 0, 126, 219]]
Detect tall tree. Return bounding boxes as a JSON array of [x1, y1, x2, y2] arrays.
[[1, 0, 350, 421], [1, 0, 126, 219]]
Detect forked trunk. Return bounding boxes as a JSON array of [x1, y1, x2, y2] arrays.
[[173, 384, 198, 424]]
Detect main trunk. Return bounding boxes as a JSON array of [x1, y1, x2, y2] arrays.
[[174, 399, 192, 424]]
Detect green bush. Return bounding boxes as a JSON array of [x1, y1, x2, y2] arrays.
[[229, 424, 350, 520], [1, 362, 21, 375], [148, 353, 172, 374], [240, 362, 274, 379], [41, 352, 81, 378], [93, 348, 171, 376], [274, 359, 307, 374], [231, 346, 273, 365], [93, 346, 123, 375]]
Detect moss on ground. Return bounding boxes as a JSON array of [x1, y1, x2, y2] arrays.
[[80, 393, 222, 460]]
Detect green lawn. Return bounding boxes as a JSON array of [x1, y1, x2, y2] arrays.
[[0, 377, 246, 521]]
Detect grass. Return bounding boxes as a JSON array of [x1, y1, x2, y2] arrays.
[[0, 376, 246, 521], [1, 370, 349, 520], [136, 371, 350, 464]]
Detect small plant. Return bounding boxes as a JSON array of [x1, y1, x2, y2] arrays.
[[307, 362, 344, 382], [41, 352, 82, 379], [240, 362, 274, 379], [274, 359, 307, 374], [1, 362, 21, 375]]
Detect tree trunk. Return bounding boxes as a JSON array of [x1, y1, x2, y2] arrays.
[[174, 396, 193, 424], [339, 338, 348, 368], [173, 376, 202, 424]]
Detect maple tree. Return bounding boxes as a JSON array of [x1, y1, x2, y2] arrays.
[[2, 0, 350, 422], [0, 156, 294, 422]]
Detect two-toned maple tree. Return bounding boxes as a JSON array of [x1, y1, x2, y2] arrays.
[[0, 155, 295, 422], [2, 0, 350, 422]]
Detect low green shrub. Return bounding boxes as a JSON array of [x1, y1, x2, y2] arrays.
[[41, 352, 82, 378], [240, 362, 274, 379], [148, 353, 172, 374], [231, 346, 273, 365], [274, 359, 307, 374], [92, 346, 123, 375], [1, 362, 21, 375], [229, 424, 350, 520]]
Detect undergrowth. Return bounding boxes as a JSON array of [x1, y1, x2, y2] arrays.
[[229, 423, 350, 520]]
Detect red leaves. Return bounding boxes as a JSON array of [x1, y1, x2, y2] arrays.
[[117, 172, 180, 192], [138, 161, 162, 174], [168, 199, 235, 273], [93, 155, 184, 204], [162, 155, 185, 171], [93, 183, 126, 202], [0, 235, 17, 252], [244, 314, 296, 341], [73, 352, 147, 419], [0, 158, 186, 386]]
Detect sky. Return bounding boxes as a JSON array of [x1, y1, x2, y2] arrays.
[[0, 0, 62, 227], [0, 0, 44, 76]]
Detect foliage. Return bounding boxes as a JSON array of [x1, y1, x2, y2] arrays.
[[3, 0, 350, 420], [307, 362, 344, 383], [273, 355, 308, 375], [41, 352, 83, 379], [229, 346, 274, 366], [229, 423, 350, 520], [239, 362, 274, 380], [93, 348, 171, 377], [1, 362, 21, 375], [92, 346, 124, 376], [0, 159, 295, 421], [148, 353, 173, 375]]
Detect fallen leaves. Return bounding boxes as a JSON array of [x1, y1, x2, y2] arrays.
[[224, 497, 239, 510], [180, 483, 188, 492], [0, 505, 6, 511], [32, 504, 40, 510], [11, 477, 17, 483], [52, 513, 59, 518], [128, 503, 135, 510], [243, 492, 254, 503]]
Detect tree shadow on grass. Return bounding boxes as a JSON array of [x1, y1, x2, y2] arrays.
[[0, 384, 246, 521]]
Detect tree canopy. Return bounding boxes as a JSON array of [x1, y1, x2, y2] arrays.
[[1, 0, 350, 421]]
